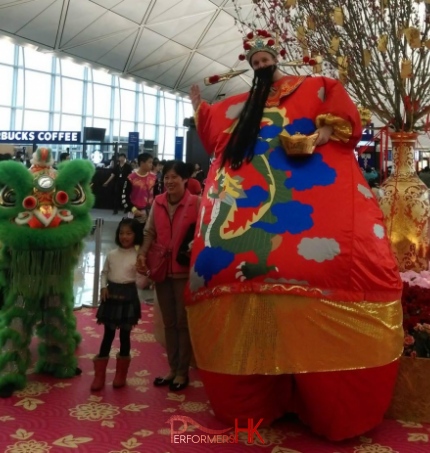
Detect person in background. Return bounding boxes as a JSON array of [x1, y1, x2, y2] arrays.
[[363, 166, 379, 183], [136, 160, 200, 391], [91, 218, 143, 391], [419, 166, 430, 188], [103, 153, 132, 215], [152, 157, 164, 196], [186, 162, 203, 195], [192, 163, 205, 187], [59, 152, 70, 162], [123, 153, 156, 229]]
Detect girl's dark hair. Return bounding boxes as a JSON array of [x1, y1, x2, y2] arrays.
[[115, 218, 143, 247], [162, 160, 189, 179]]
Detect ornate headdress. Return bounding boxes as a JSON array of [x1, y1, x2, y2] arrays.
[[239, 29, 286, 63], [30, 147, 55, 168]]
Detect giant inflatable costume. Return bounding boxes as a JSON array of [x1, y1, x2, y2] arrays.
[[0, 148, 94, 398], [186, 35, 404, 441]]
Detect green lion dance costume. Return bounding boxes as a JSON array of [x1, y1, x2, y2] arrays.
[[0, 147, 94, 398]]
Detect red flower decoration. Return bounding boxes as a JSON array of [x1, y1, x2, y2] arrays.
[[247, 32, 254, 39], [403, 95, 420, 113], [267, 39, 275, 46], [239, 54, 246, 61], [22, 196, 37, 210], [303, 55, 310, 63], [55, 191, 69, 205], [243, 43, 251, 50], [279, 49, 286, 57], [309, 58, 317, 66]]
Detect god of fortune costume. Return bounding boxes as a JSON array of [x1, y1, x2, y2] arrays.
[[0, 148, 94, 398], [186, 33, 403, 441]]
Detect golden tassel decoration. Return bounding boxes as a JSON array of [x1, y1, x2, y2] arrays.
[[404, 27, 422, 49], [363, 49, 372, 67], [313, 55, 322, 74], [401, 59, 412, 79], [329, 36, 340, 55], [378, 35, 388, 52], [358, 107, 372, 127], [285, 0, 297, 7], [307, 15, 315, 30], [333, 7, 344, 26], [297, 26, 307, 49]]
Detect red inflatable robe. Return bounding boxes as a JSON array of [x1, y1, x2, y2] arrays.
[[186, 75, 403, 441]]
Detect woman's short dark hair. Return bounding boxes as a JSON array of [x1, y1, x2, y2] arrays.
[[115, 218, 143, 247], [162, 160, 189, 179], [137, 152, 153, 165]]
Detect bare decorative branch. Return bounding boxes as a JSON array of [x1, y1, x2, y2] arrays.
[[232, 0, 430, 132]]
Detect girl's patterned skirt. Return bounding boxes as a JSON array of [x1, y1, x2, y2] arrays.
[[96, 281, 141, 330]]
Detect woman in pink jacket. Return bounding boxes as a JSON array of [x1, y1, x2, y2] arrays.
[[137, 160, 199, 391]]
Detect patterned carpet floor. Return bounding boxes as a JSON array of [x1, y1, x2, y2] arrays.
[[0, 306, 429, 453]]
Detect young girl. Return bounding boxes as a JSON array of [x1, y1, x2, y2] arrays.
[[91, 218, 143, 391]]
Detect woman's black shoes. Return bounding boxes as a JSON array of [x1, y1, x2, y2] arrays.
[[153, 376, 174, 387], [169, 377, 189, 391]]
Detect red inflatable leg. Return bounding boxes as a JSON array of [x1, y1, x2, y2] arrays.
[[198, 369, 294, 426], [294, 360, 399, 441]]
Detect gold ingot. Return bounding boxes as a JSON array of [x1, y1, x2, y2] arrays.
[[279, 132, 319, 157], [378, 34, 388, 52], [329, 36, 340, 55], [333, 7, 344, 26], [404, 27, 421, 49], [363, 49, 372, 67], [401, 59, 412, 79]]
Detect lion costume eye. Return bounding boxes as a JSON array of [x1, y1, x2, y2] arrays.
[[0, 186, 17, 207], [70, 184, 86, 205]]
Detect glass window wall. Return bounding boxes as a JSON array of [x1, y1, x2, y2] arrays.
[[0, 39, 193, 160]]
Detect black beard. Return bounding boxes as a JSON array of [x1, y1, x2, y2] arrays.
[[254, 64, 277, 83], [221, 65, 277, 170]]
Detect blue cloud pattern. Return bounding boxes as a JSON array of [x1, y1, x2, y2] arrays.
[[194, 246, 235, 283], [194, 117, 336, 285]]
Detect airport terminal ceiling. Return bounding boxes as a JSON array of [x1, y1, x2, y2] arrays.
[[0, 0, 258, 103]]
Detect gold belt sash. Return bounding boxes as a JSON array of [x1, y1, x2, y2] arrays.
[[187, 293, 403, 375]]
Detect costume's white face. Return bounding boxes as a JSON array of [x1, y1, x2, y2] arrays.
[[250, 52, 277, 71]]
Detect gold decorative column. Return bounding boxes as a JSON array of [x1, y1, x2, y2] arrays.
[[379, 132, 430, 271]]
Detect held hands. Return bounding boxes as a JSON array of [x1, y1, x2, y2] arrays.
[[132, 210, 148, 222], [190, 84, 201, 112], [100, 287, 109, 302], [136, 254, 149, 275], [314, 125, 334, 147]]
